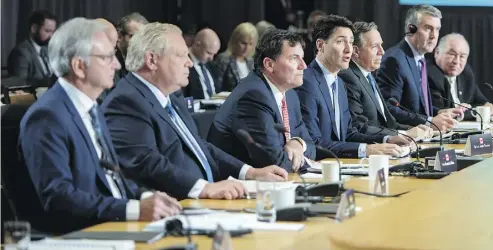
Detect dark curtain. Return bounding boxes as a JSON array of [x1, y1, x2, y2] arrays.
[[314, 0, 492, 98]]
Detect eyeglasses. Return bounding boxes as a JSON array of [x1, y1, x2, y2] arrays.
[[90, 53, 116, 64]]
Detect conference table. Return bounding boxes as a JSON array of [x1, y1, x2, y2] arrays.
[[82, 140, 493, 250]]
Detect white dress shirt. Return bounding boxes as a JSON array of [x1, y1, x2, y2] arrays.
[[446, 76, 461, 104], [133, 73, 251, 198], [190, 52, 216, 99], [236, 60, 250, 79], [58, 77, 142, 220]]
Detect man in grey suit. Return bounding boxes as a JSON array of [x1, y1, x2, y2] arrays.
[[8, 10, 57, 80], [339, 21, 431, 137]]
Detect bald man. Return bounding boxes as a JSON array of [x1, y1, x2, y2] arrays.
[[96, 18, 121, 103], [184, 28, 222, 100], [428, 33, 492, 120]]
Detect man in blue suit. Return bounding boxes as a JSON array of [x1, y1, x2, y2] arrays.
[[102, 23, 288, 201], [296, 15, 410, 158], [208, 28, 316, 172], [19, 18, 182, 234], [376, 4, 461, 130]]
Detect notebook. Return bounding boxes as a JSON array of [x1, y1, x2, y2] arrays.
[[62, 231, 164, 244]]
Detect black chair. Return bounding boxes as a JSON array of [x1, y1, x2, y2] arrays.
[[191, 110, 217, 139], [1, 104, 54, 239]]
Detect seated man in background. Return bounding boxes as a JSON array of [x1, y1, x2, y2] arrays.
[[297, 15, 410, 159], [19, 18, 181, 234], [8, 10, 57, 80], [102, 23, 287, 201], [376, 4, 462, 130], [184, 28, 221, 100], [339, 21, 432, 138], [208, 28, 316, 172], [428, 33, 492, 120]]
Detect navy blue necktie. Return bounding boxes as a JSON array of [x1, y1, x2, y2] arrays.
[[366, 74, 386, 121], [199, 63, 214, 97], [331, 79, 340, 139], [165, 102, 214, 182], [89, 105, 127, 199]]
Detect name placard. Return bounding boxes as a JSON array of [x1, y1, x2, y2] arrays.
[[464, 134, 492, 156], [434, 150, 457, 173], [335, 189, 356, 223], [373, 168, 387, 195]]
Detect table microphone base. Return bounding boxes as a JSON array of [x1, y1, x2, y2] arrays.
[[411, 146, 443, 158], [158, 243, 197, 250]]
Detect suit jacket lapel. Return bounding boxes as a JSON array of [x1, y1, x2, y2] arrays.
[[311, 62, 339, 138], [257, 73, 284, 123], [402, 41, 427, 111], [56, 83, 112, 192], [229, 56, 241, 83], [350, 62, 387, 122], [26, 40, 45, 75]]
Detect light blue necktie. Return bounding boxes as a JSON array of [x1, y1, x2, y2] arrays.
[[165, 102, 214, 182], [366, 74, 387, 121], [331, 79, 341, 139]]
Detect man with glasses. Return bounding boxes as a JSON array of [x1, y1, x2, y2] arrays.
[[116, 12, 149, 79], [19, 18, 181, 234]]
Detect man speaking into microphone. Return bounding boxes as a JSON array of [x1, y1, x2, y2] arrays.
[[208, 28, 316, 172]]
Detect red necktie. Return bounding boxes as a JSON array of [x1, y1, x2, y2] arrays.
[[281, 94, 291, 142]]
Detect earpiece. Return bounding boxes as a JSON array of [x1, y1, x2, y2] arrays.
[[406, 24, 418, 35]]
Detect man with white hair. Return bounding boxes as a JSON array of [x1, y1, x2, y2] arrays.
[[428, 33, 492, 120], [19, 18, 182, 234], [376, 4, 463, 131], [101, 23, 288, 200]]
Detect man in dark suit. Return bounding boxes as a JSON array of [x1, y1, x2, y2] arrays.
[[102, 23, 287, 200], [8, 10, 57, 80], [297, 15, 409, 159], [428, 33, 492, 120], [208, 28, 316, 172], [376, 4, 462, 131], [184, 28, 221, 99], [19, 18, 181, 234], [115, 12, 149, 79], [339, 21, 431, 137]]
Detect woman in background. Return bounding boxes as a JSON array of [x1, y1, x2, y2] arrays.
[[214, 22, 258, 91]]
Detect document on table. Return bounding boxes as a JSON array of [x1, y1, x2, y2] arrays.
[[28, 238, 135, 250]]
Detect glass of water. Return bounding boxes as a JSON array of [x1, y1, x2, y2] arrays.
[[256, 181, 276, 223], [3, 221, 30, 250]]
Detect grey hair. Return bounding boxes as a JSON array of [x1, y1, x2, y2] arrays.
[[255, 20, 275, 39], [125, 22, 182, 72], [48, 17, 106, 77], [353, 21, 378, 47], [117, 12, 149, 34], [404, 4, 442, 33], [307, 10, 326, 27], [436, 33, 469, 53]]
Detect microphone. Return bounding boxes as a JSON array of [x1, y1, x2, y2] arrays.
[[432, 94, 483, 131], [388, 98, 444, 151]]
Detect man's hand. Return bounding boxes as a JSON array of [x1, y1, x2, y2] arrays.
[[431, 112, 457, 131], [199, 180, 247, 200], [139, 191, 182, 221], [367, 143, 404, 157], [245, 165, 288, 181], [386, 135, 411, 146], [438, 107, 464, 120], [284, 139, 305, 172]]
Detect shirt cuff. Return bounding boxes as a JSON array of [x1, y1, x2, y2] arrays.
[[358, 143, 368, 158], [290, 137, 307, 152], [425, 116, 433, 126], [187, 179, 209, 199], [383, 135, 390, 143], [140, 191, 154, 200], [126, 199, 140, 221], [239, 164, 252, 180]]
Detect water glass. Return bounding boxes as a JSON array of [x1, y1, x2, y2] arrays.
[[255, 181, 276, 223], [3, 221, 30, 250]]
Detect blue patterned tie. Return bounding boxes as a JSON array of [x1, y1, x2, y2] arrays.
[[331, 79, 341, 139], [89, 105, 127, 199], [199, 63, 214, 97], [366, 73, 386, 121], [165, 102, 214, 182]]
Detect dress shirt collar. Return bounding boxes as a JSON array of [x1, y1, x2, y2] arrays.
[[58, 77, 97, 117], [315, 58, 337, 87], [30, 38, 42, 54], [132, 72, 170, 108], [263, 73, 284, 108], [404, 37, 425, 64], [353, 60, 371, 78], [189, 50, 200, 66]]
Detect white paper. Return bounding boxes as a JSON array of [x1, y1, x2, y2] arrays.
[[200, 99, 225, 106], [29, 238, 135, 250], [227, 177, 298, 193], [454, 122, 490, 131], [143, 212, 304, 232]]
